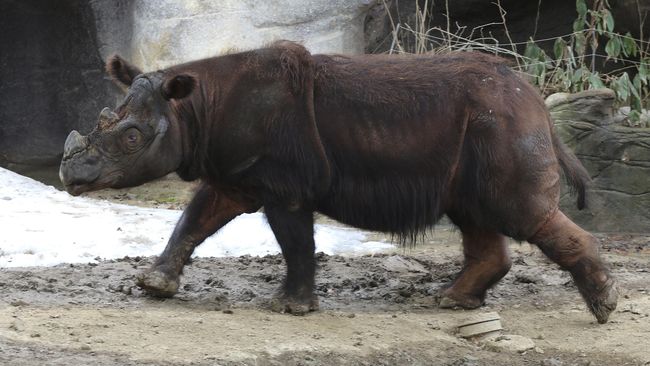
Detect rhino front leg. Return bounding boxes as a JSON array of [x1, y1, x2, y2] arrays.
[[264, 205, 318, 315], [136, 183, 258, 297]]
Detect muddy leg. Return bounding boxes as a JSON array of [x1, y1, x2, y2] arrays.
[[136, 183, 258, 297], [528, 210, 618, 324], [440, 228, 512, 309], [264, 205, 318, 315]]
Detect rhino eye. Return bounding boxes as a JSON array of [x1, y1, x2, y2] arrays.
[[123, 128, 143, 149]]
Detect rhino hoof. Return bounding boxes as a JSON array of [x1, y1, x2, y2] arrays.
[[135, 270, 179, 298], [439, 293, 484, 309], [589, 279, 618, 324], [269, 295, 319, 315]]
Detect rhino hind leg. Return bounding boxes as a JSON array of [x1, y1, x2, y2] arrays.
[[265, 205, 318, 315], [528, 210, 618, 324], [439, 228, 512, 309]]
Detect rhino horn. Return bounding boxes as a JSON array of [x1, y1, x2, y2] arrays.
[[63, 130, 88, 158], [99, 107, 119, 125]]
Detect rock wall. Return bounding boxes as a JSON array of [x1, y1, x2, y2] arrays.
[[549, 89, 650, 233], [0, 0, 119, 168], [124, 0, 374, 70], [0, 0, 376, 169]]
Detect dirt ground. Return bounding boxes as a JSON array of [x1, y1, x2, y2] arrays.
[[1, 174, 649, 366]]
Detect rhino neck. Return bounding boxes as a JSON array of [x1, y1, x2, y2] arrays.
[[169, 98, 205, 182]]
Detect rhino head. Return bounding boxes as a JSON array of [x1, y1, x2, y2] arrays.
[[59, 56, 196, 196]]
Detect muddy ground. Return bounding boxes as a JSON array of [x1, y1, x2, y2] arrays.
[[1, 174, 649, 365]]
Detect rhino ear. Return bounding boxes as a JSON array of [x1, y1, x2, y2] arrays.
[[161, 74, 197, 100], [106, 54, 142, 88]]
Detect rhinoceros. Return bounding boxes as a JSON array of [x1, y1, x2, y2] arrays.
[[59, 41, 617, 322]]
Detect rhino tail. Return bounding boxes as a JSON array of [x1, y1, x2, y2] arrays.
[[551, 130, 591, 210]]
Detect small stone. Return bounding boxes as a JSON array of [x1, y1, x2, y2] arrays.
[[10, 300, 29, 307], [347, 313, 356, 318], [483, 334, 535, 353], [222, 309, 233, 314], [80, 344, 91, 351], [541, 358, 563, 366]]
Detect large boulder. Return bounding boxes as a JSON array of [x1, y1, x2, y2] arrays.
[[549, 89, 650, 232]]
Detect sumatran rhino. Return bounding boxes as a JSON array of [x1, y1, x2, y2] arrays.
[[59, 41, 618, 323]]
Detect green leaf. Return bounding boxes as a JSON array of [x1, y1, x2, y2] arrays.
[[624, 73, 640, 99], [574, 33, 587, 56], [621, 33, 638, 57], [573, 17, 585, 33], [524, 40, 540, 60], [572, 67, 584, 84], [524, 40, 536, 60], [631, 97, 642, 113], [605, 36, 622, 59], [628, 109, 641, 123], [637, 59, 649, 83], [614, 74, 630, 101], [554, 38, 566, 60], [603, 10, 615, 33], [588, 73, 605, 89], [633, 73, 642, 89], [576, 0, 588, 17]]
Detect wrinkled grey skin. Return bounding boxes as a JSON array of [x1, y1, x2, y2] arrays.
[[59, 74, 184, 196]]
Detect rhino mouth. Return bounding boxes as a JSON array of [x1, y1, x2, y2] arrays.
[[64, 182, 95, 196], [60, 168, 123, 196], [62, 174, 100, 196], [63, 178, 119, 196]]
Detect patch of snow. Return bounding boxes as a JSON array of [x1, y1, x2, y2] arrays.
[[0, 168, 393, 268]]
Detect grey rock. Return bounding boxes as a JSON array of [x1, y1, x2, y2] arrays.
[[548, 91, 650, 232], [546, 89, 616, 126]]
